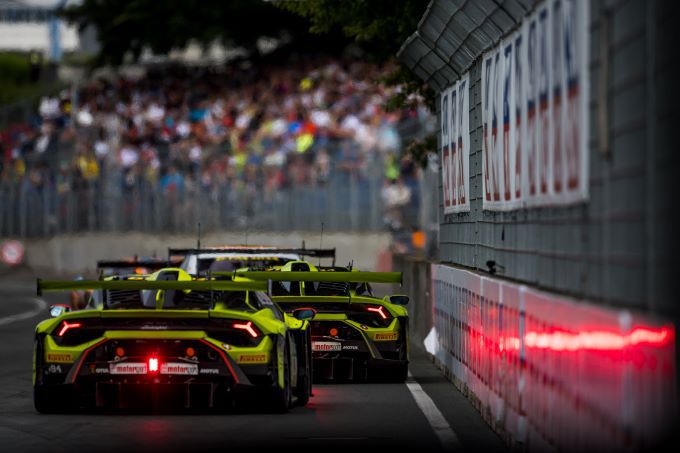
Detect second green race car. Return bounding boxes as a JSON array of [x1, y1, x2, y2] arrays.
[[236, 262, 410, 382]]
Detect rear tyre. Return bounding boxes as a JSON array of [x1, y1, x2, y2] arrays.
[[391, 325, 410, 383], [34, 337, 60, 413], [295, 334, 312, 406], [393, 362, 409, 383], [295, 375, 310, 407], [271, 339, 292, 413], [34, 385, 59, 414]]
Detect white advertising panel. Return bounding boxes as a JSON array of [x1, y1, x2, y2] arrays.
[[481, 0, 589, 211], [440, 74, 470, 214]]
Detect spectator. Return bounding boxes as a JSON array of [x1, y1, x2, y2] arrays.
[[1, 56, 434, 234], [381, 178, 412, 231]]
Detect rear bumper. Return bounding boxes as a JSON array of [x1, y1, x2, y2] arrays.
[[38, 337, 280, 409]]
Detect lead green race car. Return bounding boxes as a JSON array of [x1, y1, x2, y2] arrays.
[[33, 268, 314, 412]]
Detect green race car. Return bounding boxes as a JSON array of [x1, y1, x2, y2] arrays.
[[235, 262, 410, 382], [33, 268, 314, 412]]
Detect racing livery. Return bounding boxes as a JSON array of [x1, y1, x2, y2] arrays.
[[33, 268, 313, 413], [237, 263, 410, 382]]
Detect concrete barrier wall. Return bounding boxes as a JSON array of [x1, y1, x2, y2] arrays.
[[392, 254, 432, 351], [19, 232, 390, 275], [396, 254, 676, 451]]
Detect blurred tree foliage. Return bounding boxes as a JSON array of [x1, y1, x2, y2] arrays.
[[0, 52, 61, 106], [60, 0, 348, 65], [61, 0, 436, 165]]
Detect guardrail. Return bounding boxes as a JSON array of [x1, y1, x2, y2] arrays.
[[0, 162, 397, 236]]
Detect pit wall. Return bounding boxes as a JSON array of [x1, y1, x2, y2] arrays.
[[18, 232, 390, 275], [393, 254, 676, 451]]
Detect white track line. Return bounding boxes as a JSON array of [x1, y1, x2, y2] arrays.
[[0, 298, 47, 326], [406, 371, 462, 450]]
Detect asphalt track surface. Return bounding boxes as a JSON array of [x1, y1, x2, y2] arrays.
[[0, 270, 508, 452]]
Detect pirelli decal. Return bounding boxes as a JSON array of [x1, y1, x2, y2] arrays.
[[374, 332, 399, 341], [238, 354, 268, 364], [46, 352, 74, 363]]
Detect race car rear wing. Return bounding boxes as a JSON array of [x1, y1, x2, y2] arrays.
[[96, 259, 182, 270], [230, 271, 403, 286], [36, 278, 267, 296], [167, 247, 336, 260]]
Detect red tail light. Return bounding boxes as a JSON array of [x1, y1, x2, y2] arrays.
[[148, 357, 159, 373], [233, 321, 259, 338], [367, 306, 389, 320], [58, 321, 82, 337]]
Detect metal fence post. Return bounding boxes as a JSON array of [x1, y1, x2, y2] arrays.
[[18, 181, 27, 237], [349, 172, 358, 231]]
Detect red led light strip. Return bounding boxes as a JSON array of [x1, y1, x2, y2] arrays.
[[498, 326, 673, 352]]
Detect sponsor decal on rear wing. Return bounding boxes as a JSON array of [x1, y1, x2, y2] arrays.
[[232, 271, 402, 285], [36, 278, 267, 296]]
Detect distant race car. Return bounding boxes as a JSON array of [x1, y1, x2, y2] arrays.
[[96, 257, 183, 278], [33, 268, 314, 413], [68, 257, 182, 311], [168, 245, 336, 275], [236, 262, 410, 382]]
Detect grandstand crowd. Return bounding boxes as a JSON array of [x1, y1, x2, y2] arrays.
[[1, 57, 432, 230]]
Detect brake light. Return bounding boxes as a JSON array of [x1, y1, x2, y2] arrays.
[[148, 357, 159, 373], [367, 306, 389, 320], [58, 321, 82, 337], [233, 321, 259, 338]]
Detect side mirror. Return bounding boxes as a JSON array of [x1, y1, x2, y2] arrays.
[[49, 304, 71, 318], [385, 295, 409, 305], [292, 308, 316, 321]]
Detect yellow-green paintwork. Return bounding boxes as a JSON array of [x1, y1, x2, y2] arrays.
[[34, 268, 310, 390], [266, 262, 410, 364]]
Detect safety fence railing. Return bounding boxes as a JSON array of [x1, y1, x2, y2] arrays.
[[0, 158, 405, 236]]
